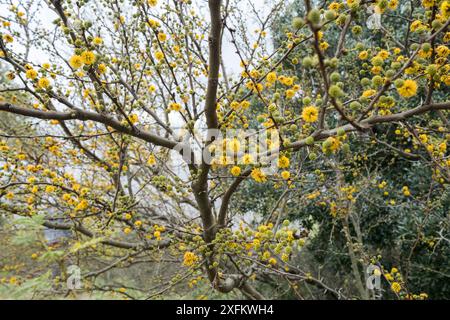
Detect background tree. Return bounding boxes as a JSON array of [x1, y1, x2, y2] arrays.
[[0, 0, 449, 299]]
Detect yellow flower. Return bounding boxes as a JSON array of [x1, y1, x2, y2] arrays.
[[251, 168, 267, 183], [240, 95, 255, 108], [281, 171, 290, 180], [97, 63, 107, 74], [69, 55, 84, 69], [286, 89, 295, 99], [323, 137, 341, 152], [266, 72, 277, 83], [391, 282, 402, 293], [92, 37, 103, 45], [410, 20, 423, 32], [147, 154, 156, 166], [169, 102, 181, 111], [422, 0, 434, 8], [81, 51, 95, 65], [302, 106, 319, 123], [147, 19, 159, 28], [45, 185, 56, 193], [281, 76, 294, 86], [37, 77, 50, 89], [277, 156, 290, 168], [436, 45, 449, 57], [148, 0, 158, 6], [320, 41, 329, 51], [183, 251, 198, 267], [128, 113, 139, 124], [75, 199, 88, 211], [6, 71, 15, 80], [358, 51, 368, 60], [346, 0, 359, 6], [228, 138, 240, 153], [242, 154, 254, 165], [124, 227, 131, 234], [402, 186, 411, 196], [26, 69, 38, 80], [230, 101, 240, 110], [362, 89, 376, 98], [157, 32, 167, 42], [3, 34, 13, 43], [389, 0, 398, 10], [397, 79, 418, 98], [230, 166, 241, 176], [377, 50, 390, 60], [328, 2, 340, 10], [441, 1, 450, 18], [154, 50, 164, 61]]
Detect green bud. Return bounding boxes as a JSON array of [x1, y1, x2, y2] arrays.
[[422, 43, 431, 52], [352, 25, 362, 35], [350, 101, 361, 110], [292, 17, 305, 29], [361, 78, 371, 87], [329, 57, 339, 68], [394, 79, 404, 88], [355, 42, 364, 51], [342, 143, 350, 153], [391, 62, 401, 70], [426, 64, 437, 75], [268, 103, 277, 112], [305, 136, 315, 145], [323, 137, 333, 148], [302, 56, 314, 68], [372, 75, 383, 87], [411, 43, 419, 51], [308, 152, 318, 161], [307, 9, 321, 25], [302, 96, 312, 105], [324, 10, 336, 21], [329, 84, 344, 98], [371, 56, 383, 67], [385, 69, 395, 78], [330, 72, 340, 83], [431, 19, 442, 30]]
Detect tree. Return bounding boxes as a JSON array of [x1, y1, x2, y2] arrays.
[[0, 0, 449, 299]]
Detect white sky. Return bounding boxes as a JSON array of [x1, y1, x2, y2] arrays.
[[0, 0, 278, 74]]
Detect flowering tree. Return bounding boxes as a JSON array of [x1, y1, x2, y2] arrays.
[[0, 0, 449, 299]]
